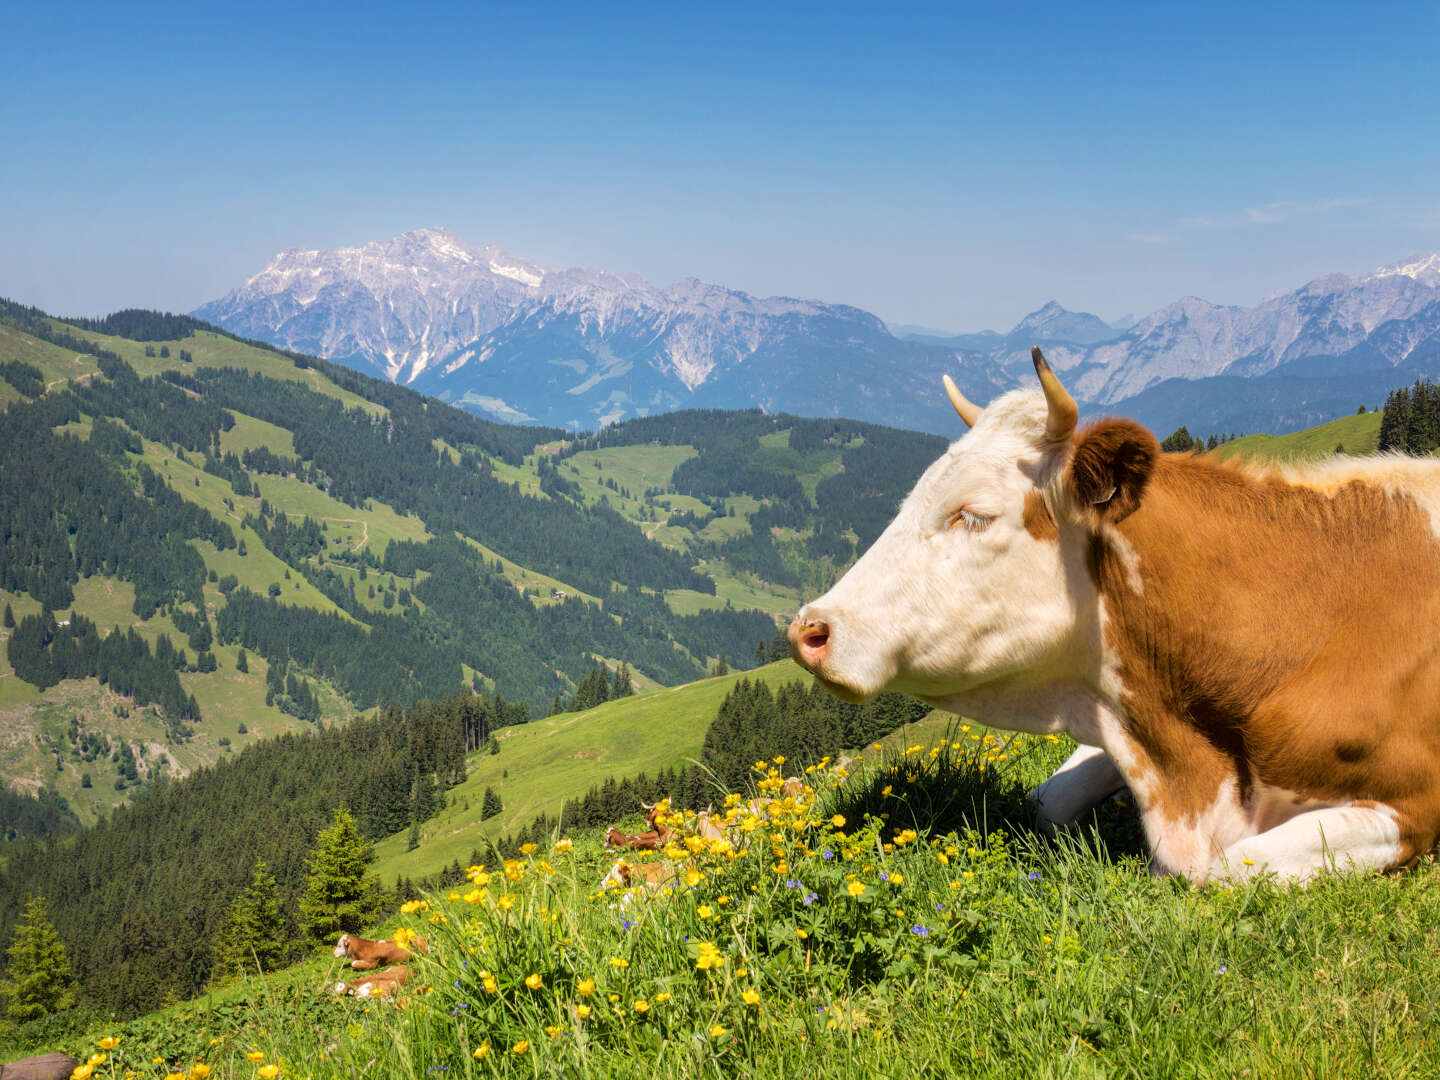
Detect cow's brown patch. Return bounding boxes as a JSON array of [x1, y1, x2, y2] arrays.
[[1022, 491, 1057, 542], [1087, 452, 1440, 867]]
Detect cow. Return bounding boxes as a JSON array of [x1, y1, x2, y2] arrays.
[[333, 933, 425, 970], [605, 801, 675, 851], [605, 826, 664, 851], [333, 964, 410, 998], [599, 858, 678, 907], [788, 347, 1440, 885]]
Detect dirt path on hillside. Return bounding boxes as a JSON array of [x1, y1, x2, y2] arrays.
[[326, 518, 369, 551]]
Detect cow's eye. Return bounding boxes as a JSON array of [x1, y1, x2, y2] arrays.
[[946, 507, 994, 532]]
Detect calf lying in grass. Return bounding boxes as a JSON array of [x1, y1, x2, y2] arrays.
[[333, 964, 410, 998]]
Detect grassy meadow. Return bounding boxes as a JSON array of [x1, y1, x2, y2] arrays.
[[11, 730, 1440, 1079], [371, 661, 811, 882]]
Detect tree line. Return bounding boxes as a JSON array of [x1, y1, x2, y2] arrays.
[[0, 695, 469, 1018]]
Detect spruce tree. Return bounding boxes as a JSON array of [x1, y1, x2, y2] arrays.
[[481, 786, 503, 820], [3, 603, 12, 629], [297, 806, 382, 947], [1, 895, 76, 1022], [213, 859, 289, 979]]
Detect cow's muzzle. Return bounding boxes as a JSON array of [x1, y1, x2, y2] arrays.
[[787, 614, 831, 670]]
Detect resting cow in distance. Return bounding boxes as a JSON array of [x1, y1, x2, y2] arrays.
[[333, 933, 425, 970], [789, 348, 1440, 884], [333, 965, 410, 998]]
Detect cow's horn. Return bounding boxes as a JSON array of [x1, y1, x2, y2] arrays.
[[942, 374, 982, 428], [1032, 346, 1077, 442]]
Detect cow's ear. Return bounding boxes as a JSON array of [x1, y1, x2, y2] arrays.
[[1065, 420, 1158, 524]]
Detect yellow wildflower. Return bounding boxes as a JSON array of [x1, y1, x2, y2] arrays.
[[634, 999, 650, 1013], [890, 872, 904, 886], [937, 852, 950, 865], [512, 1040, 530, 1054], [246, 1052, 266, 1063], [710, 1024, 728, 1038], [610, 956, 630, 969], [697, 904, 714, 919], [71, 1067, 94, 1080], [655, 992, 671, 1003], [578, 978, 596, 996], [400, 899, 428, 914], [393, 926, 415, 949], [847, 881, 866, 897], [498, 893, 517, 911], [520, 842, 538, 855], [525, 972, 543, 990], [258, 1068, 280, 1080], [685, 868, 703, 887], [831, 814, 846, 828], [191, 1067, 212, 1080], [545, 1025, 566, 1039], [555, 838, 574, 854], [742, 989, 760, 1006], [797, 928, 809, 940], [87, 1055, 106, 1067], [98, 1038, 120, 1051], [881, 785, 893, 797], [473, 1042, 491, 1060], [576, 1003, 592, 1019]]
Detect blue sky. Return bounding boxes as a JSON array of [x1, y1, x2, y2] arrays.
[[3, 1, 1438, 331]]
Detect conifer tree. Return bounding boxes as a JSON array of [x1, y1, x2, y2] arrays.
[[481, 786, 503, 820], [213, 858, 289, 979], [297, 806, 382, 947], [3, 603, 12, 629], [1, 895, 76, 1022]]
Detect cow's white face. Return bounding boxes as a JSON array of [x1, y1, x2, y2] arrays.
[[790, 388, 1095, 718], [333, 935, 350, 958]]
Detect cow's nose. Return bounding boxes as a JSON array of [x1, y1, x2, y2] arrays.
[[787, 614, 831, 669]]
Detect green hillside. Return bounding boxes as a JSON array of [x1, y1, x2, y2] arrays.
[[1211, 409, 1383, 463], [371, 660, 811, 882], [0, 301, 950, 833]]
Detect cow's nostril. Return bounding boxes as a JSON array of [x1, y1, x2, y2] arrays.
[[787, 615, 832, 669]]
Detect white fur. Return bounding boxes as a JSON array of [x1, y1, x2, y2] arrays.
[[1207, 804, 1403, 884], [332, 934, 350, 959], [1030, 744, 1126, 830], [799, 390, 1087, 707]]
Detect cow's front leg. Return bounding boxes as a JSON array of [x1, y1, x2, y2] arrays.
[[350, 958, 378, 971], [1030, 745, 1126, 833], [1207, 804, 1410, 884]]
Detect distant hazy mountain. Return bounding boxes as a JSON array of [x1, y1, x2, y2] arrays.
[[196, 228, 1009, 433], [198, 234, 1440, 437]]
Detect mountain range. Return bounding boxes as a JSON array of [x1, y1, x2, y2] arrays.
[[196, 231, 1440, 437]]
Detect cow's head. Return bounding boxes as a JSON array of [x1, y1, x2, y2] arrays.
[[333, 934, 351, 959], [788, 349, 1158, 722]]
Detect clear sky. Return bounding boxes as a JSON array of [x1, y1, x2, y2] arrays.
[[3, 0, 1438, 332]]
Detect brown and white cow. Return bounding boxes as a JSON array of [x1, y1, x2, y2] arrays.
[[333, 964, 410, 998], [598, 858, 678, 907], [333, 933, 425, 970], [789, 348, 1440, 884]]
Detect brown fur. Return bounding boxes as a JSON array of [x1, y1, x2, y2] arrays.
[[1022, 491, 1058, 541], [1067, 437, 1440, 867], [336, 934, 425, 970], [605, 827, 664, 851]]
